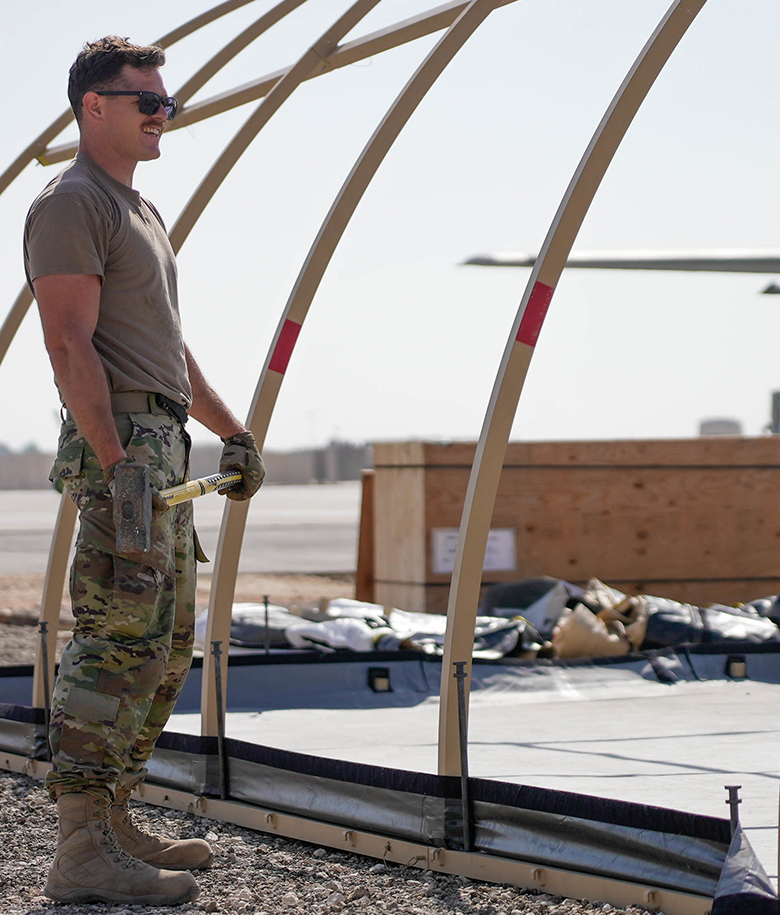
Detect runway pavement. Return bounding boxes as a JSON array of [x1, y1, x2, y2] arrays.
[[0, 482, 362, 574]]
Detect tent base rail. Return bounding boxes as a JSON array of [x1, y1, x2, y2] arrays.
[[0, 751, 711, 915]]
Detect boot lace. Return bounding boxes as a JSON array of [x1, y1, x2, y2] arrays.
[[93, 794, 145, 869], [116, 797, 164, 845]]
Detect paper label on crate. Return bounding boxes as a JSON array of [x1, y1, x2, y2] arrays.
[[431, 528, 517, 575]]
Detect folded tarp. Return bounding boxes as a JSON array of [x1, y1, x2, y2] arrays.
[[711, 824, 780, 915], [643, 598, 780, 649], [196, 599, 540, 659], [0, 702, 46, 759], [482, 577, 780, 654]]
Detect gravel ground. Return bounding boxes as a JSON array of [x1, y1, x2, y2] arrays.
[[0, 574, 663, 915], [0, 772, 660, 915]]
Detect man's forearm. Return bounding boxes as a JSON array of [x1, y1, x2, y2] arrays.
[[184, 345, 264, 500], [185, 345, 246, 440], [188, 391, 246, 439], [49, 340, 126, 469]]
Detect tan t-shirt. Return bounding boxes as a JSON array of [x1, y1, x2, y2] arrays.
[[23, 152, 192, 407]]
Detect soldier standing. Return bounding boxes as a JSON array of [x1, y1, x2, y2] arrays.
[[23, 36, 265, 905]]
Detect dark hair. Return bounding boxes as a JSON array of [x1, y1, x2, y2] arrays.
[[68, 36, 166, 121]]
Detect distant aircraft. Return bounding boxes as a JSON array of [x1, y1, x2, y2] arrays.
[[461, 249, 780, 293]]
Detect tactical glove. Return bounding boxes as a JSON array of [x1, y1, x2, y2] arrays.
[[219, 430, 265, 501]]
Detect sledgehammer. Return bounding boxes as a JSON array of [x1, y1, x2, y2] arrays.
[[114, 463, 243, 553]]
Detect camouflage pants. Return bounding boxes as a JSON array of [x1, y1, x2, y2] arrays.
[[46, 409, 197, 798]]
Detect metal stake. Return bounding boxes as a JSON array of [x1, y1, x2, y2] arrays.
[[453, 661, 472, 852], [725, 785, 742, 837], [38, 621, 51, 761], [263, 594, 271, 655], [211, 640, 229, 799]]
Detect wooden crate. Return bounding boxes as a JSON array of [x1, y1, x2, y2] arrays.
[[371, 438, 780, 613]]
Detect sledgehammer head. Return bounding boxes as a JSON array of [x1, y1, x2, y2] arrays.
[[114, 462, 152, 554]]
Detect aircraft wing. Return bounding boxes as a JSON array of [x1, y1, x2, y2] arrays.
[[462, 248, 780, 274]]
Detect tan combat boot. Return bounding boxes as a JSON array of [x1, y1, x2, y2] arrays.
[[112, 785, 213, 870], [45, 790, 199, 905]]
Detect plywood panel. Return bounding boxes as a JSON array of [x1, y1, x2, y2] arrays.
[[372, 438, 780, 613], [499, 467, 780, 582], [373, 465, 426, 584], [431, 438, 780, 468], [374, 582, 429, 614], [373, 441, 427, 467]]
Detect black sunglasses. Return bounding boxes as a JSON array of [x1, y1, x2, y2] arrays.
[[94, 90, 178, 121]]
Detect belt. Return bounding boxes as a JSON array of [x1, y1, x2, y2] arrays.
[[65, 391, 189, 425]]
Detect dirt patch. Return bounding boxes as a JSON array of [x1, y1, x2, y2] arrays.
[[197, 571, 355, 613], [0, 571, 354, 619], [0, 571, 356, 666]]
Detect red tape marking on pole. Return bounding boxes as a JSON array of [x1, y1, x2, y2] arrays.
[[268, 318, 302, 374], [516, 281, 554, 347]]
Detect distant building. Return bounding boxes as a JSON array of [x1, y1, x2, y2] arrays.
[[0, 450, 54, 489], [0, 441, 373, 490], [699, 418, 743, 436]]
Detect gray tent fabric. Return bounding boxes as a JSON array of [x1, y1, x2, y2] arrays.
[[711, 825, 779, 914], [0, 702, 46, 759], [146, 730, 730, 897]]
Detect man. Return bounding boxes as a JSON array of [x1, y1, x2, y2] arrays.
[[23, 37, 265, 906]]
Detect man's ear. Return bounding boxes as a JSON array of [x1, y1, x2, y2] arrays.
[[81, 91, 105, 123]]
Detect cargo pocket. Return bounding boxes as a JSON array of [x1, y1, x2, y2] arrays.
[[49, 444, 84, 484], [106, 554, 168, 641], [64, 684, 120, 725], [58, 685, 119, 768]]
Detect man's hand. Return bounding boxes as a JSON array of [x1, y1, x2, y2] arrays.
[[104, 457, 169, 521], [219, 430, 265, 501]]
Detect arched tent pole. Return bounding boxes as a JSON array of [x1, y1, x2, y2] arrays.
[[31, 492, 78, 709], [40, 0, 519, 167], [0, 288, 35, 378], [437, 0, 709, 776], [172, 0, 309, 110], [22, 0, 311, 710], [170, 0, 385, 253], [202, 0, 504, 736], [194, 0, 390, 733]]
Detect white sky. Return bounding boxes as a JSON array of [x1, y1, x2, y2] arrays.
[[1, 0, 778, 453]]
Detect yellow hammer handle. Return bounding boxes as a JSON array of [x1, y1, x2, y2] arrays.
[[161, 470, 243, 506]]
